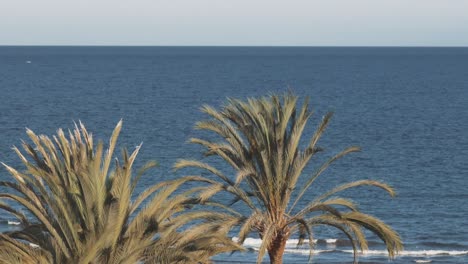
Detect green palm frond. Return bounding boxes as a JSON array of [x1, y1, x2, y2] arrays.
[[177, 93, 403, 263], [0, 234, 51, 264], [0, 121, 242, 263]]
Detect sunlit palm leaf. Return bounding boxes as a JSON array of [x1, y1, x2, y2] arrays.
[[177, 93, 403, 263], [0, 121, 242, 263]]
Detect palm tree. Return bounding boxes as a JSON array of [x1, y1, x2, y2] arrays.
[[0, 234, 50, 264], [0, 121, 241, 264], [175, 94, 403, 264]]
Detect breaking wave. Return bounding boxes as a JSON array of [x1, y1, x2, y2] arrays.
[[284, 248, 468, 257], [234, 237, 468, 257], [0, 219, 21, 226], [7, 221, 21, 225], [232, 237, 342, 247]]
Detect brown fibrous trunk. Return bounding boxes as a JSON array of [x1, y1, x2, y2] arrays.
[[267, 234, 288, 264]]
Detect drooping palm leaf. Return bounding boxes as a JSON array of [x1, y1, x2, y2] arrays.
[[0, 121, 242, 264], [176, 93, 403, 263]]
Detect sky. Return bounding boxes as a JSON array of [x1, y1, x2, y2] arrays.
[[1, 0, 468, 46]]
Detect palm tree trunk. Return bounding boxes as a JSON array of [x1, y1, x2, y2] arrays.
[[267, 234, 287, 264]]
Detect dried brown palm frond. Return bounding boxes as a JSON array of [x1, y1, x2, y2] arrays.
[[175, 93, 403, 264], [0, 121, 242, 264]]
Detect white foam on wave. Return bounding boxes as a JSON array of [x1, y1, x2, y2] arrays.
[[414, 260, 432, 263], [233, 237, 468, 258], [7, 221, 21, 225], [342, 250, 468, 257], [284, 248, 335, 254], [280, 248, 468, 257], [233, 237, 337, 248], [29, 243, 39, 248]]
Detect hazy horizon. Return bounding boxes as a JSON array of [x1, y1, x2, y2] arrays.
[[2, 45, 468, 48], [1, 44, 468, 47], [1, 0, 467, 46]]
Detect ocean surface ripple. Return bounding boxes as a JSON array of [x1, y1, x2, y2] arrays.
[[0, 46, 467, 263]]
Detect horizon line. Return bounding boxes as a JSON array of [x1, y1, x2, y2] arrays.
[[0, 44, 467, 48]]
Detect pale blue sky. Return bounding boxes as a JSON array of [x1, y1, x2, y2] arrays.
[[1, 0, 467, 46]]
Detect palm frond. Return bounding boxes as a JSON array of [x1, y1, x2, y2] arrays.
[[0, 121, 242, 263], [181, 93, 402, 263]]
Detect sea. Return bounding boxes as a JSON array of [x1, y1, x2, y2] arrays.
[[0, 46, 467, 263]]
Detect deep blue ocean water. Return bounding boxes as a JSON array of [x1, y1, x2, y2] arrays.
[[0, 46, 467, 263]]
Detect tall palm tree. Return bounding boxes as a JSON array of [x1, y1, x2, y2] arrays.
[[0, 121, 241, 264], [175, 94, 403, 264]]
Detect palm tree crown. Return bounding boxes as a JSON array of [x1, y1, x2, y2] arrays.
[[175, 94, 403, 263], [0, 121, 241, 264]]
